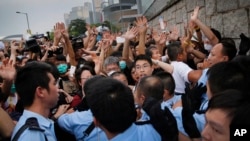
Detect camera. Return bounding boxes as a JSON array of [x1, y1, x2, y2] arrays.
[[24, 34, 46, 53], [71, 34, 86, 50], [48, 47, 63, 57], [24, 38, 41, 53]]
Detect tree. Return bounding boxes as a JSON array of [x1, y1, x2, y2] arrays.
[[68, 19, 87, 37]]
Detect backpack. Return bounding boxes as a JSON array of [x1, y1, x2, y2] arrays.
[[11, 117, 48, 141]]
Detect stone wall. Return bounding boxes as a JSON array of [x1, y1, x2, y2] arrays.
[[149, 0, 250, 47]]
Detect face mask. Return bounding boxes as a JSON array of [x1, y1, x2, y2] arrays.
[[119, 61, 126, 70], [204, 43, 213, 51], [11, 83, 16, 93], [57, 64, 68, 74]]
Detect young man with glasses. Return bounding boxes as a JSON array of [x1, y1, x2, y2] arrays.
[[134, 54, 154, 80]]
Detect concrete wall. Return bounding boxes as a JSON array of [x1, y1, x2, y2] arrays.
[[148, 0, 250, 47]]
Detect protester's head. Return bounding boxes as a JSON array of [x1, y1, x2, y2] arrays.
[[220, 38, 237, 60], [86, 78, 136, 137], [76, 58, 95, 70], [55, 54, 68, 75], [146, 45, 162, 61], [167, 42, 187, 62], [103, 56, 121, 74], [75, 65, 96, 89], [130, 64, 139, 83], [15, 61, 58, 108], [110, 71, 128, 85], [202, 89, 250, 141], [135, 76, 164, 107], [154, 71, 175, 101], [211, 28, 222, 42], [134, 54, 154, 79], [207, 38, 237, 67], [81, 75, 106, 102], [206, 61, 247, 99]]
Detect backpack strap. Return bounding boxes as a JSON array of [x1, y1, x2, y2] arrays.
[[82, 122, 95, 139], [12, 117, 48, 141]]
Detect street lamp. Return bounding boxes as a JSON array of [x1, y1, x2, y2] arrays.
[[16, 11, 31, 34]]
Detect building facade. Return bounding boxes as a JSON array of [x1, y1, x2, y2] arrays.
[[142, 0, 250, 47], [102, 0, 138, 31]]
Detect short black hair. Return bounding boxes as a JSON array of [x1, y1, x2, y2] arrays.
[[145, 45, 157, 57], [15, 61, 53, 107], [207, 61, 247, 96], [208, 89, 244, 118], [220, 38, 237, 61], [134, 54, 153, 66], [55, 54, 66, 62], [75, 65, 96, 87], [167, 42, 183, 61], [154, 71, 175, 95], [211, 28, 222, 41], [86, 77, 136, 133]]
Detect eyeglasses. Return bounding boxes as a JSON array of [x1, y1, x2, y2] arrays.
[[135, 64, 150, 70]]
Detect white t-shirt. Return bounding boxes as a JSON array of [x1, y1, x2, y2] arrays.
[[171, 61, 193, 93]]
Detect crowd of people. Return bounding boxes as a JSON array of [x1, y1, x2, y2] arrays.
[[0, 6, 250, 141]]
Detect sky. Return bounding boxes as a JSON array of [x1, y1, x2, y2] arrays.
[[0, 0, 91, 37]]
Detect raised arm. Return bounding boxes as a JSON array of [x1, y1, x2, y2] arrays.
[[191, 6, 219, 46], [59, 22, 77, 66], [0, 59, 16, 103], [122, 26, 138, 63], [83, 24, 91, 49], [135, 16, 148, 55], [152, 59, 173, 74], [9, 41, 18, 67]]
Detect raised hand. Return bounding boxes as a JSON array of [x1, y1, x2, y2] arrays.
[[101, 40, 111, 52], [168, 26, 179, 41], [10, 40, 18, 53], [123, 26, 138, 40], [53, 22, 63, 42], [190, 6, 200, 21], [60, 23, 69, 39], [0, 59, 16, 81], [135, 16, 148, 33], [152, 29, 161, 43], [86, 23, 91, 33], [159, 33, 167, 45]]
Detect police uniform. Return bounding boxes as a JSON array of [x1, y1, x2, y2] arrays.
[[11, 110, 57, 141], [58, 109, 107, 141], [172, 68, 209, 136], [136, 109, 161, 141], [161, 95, 182, 110], [110, 123, 161, 141]]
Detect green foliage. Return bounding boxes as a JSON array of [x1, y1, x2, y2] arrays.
[[49, 32, 54, 41], [68, 19, 87, 37]]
